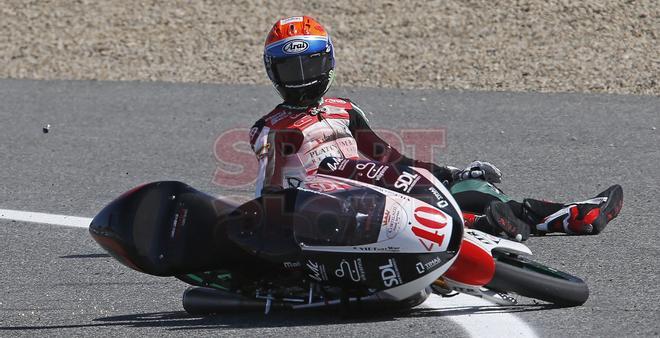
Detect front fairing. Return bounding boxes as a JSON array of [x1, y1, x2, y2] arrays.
[[292, 188, 385, 247], [295, 159, 464, 298]]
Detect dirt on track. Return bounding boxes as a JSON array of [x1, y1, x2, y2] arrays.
[[1, 0, 658, 95]]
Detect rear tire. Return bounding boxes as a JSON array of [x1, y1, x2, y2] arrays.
[[486, 252, 589, 306]]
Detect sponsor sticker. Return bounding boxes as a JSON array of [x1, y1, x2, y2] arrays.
[[292, 113, 315, 128], [415, 262, 426, 274], [381, 199, 407, 239], [267, 110, 289, 125], [306, 140, 357, 168], [286, 177, 303, 188], [334, 258, 366, 282], [324, 157, 349, 172], [283, 40, 309, 54], [306, 260, 329, 282], [412, 206, 448, 251], [338, 159, 350, 171], [324, 98, 347, 104], [354, 246, 401, 252], [280, 16, 303, 25], [170, 207, 188, 239], [394, 171, 420, 193], [249, 126, 260, 141], [466, 229, 500, 244], [306, 181, 351, 192], [283, 261, 301, 269], [428, 186, 449, 208], [379, 258, 402, 287], [356, 162, 389, 180], [423, 255, 444, 270]]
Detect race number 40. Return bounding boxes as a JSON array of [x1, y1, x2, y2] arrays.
[[412, 206, 447, 251]]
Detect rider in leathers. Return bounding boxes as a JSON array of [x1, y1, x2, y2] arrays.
[[250, 16, 623, 240]]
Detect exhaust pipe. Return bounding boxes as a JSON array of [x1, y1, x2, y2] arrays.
[[182, 287, 288, 315]]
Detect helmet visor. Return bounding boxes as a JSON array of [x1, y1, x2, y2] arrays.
[[273, 52, 333, 86]]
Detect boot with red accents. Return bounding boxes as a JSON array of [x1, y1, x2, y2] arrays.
[[523, 185, 623, 235]]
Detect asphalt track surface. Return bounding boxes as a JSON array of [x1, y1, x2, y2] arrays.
[[1, 79, 658, 336]]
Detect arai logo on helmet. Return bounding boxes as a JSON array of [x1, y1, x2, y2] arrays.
[[283, 40, 309, 54]]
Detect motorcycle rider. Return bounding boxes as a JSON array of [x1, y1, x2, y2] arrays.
[[249, 16, 623, 240]]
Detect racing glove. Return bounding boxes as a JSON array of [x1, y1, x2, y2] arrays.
[[454, 161, 502, 183]]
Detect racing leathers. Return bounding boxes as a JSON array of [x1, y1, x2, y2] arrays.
[[248, 97, 623, 240], [249, 97, 453, 197]]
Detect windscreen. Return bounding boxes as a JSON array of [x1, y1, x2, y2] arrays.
[[293, 189, 385, 246]]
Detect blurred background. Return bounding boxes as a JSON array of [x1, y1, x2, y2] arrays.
[[1, 0, 658, 95]]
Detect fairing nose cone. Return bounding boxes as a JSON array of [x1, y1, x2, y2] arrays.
[[89, 181, 188, 275]]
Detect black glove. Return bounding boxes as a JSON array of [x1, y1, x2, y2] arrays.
[[430, 165, 457, 187], [454, 161, 502, 183]]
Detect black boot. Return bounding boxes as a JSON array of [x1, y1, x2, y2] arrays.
[[522, 185, 623, 235]]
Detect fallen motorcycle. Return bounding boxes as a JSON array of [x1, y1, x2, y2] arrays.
[[89, 158, 588, 314]]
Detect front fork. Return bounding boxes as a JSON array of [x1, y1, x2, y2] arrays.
[[434, 277, 518, 305]]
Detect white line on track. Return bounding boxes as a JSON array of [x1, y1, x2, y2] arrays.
[[0, 208, 92, 228], [420, 294, 537, 337], [1, 208, 537, 337]]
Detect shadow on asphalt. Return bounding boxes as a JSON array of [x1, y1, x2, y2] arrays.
[[0, 303, 558, 331], [59, 253, 111, 259]]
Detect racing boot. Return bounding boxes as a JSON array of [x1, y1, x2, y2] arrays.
[[522, 185, 623, 235], [471, 201, 531, 242]]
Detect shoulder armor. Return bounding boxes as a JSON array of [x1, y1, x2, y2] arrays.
[[322, 97, 353, 110]]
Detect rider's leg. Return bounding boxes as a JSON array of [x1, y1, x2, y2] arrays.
[[451, 180, 623, 238], [451, 180, 531, 240], [450, 179, 511, 214], [482, 200, 531, 241], [520, 185, 623, 235]]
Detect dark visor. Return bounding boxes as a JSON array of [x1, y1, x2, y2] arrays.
[[273, 52, 332, 85]]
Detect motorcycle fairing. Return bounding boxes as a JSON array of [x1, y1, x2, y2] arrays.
[[224, 187, 386, 264], [318, 157, 463, 218], [293, 159, 463, 298], [295, 180, 460, 298], [89, 181, 255, 276], [463, 229, 532, 256], [89, 160, 464, 303], [443, 238, 496, 286], [292, 187, 386, 247], [301, 251, 456, 299], [307, 161, 463, 254], [316, 158, 463, 250], [442, 228, 532, 288], [298, 194, 456, 254], [223, 189, 303, 264]]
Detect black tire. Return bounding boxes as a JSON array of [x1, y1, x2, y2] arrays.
[[486, 252, 589, 306]]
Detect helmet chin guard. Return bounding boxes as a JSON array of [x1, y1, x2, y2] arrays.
[[276, 69, 335, 106]]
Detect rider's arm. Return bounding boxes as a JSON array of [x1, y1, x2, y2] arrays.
[[346, 101, 455, 183], [249, 120, 284, 197]]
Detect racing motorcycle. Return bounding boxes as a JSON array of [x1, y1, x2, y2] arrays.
[[89, 158, 589, 315]]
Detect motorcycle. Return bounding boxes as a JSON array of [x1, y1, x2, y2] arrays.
[[89, 158, 588, 315]]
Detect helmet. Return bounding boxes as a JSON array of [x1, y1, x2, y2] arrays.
[[264, 16, 335, 106]]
